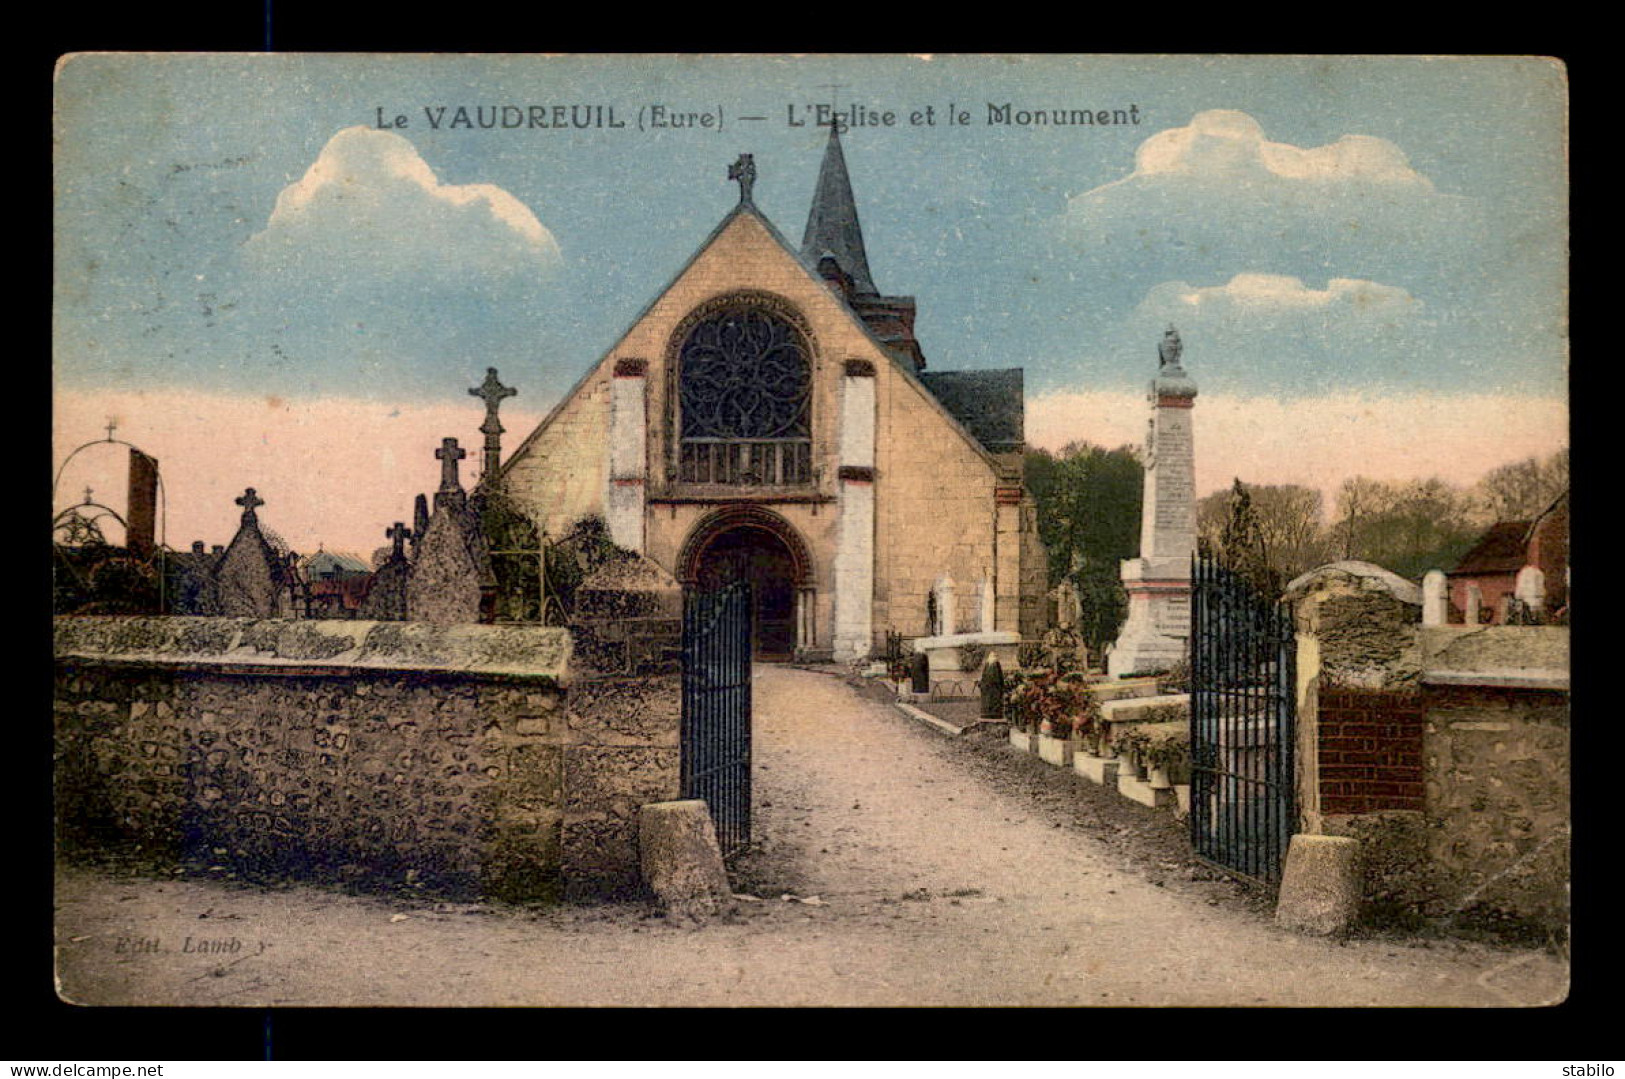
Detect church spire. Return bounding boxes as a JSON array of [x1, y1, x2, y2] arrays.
[[801, 122, 878, 296]]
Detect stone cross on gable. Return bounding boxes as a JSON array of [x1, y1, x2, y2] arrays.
[[436, 438, 467, 493], [728, 153, 756, 206], [82, 486, 94, 505], [236, 487, 264, 522], [386, 521, 412, 560]]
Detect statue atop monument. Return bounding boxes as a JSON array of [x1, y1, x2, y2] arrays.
[[1158, 325, 1183, 371]]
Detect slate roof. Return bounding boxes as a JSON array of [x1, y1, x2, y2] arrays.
[[918, 369, 1025, 453], [1448, 520, 1532, 577], [800, 124, 878, 295], [301, 549, 371, 578]]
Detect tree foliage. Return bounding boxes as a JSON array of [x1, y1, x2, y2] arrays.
[[1198, 480, 1330, 592], [1190, 447, 1567, 591], [1327, 476, 1482, 581], [1024, 441, 1143, 653]]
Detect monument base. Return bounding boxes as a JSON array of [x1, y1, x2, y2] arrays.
[[1107, 563, 1190, 678], [1106, 630, 1186, 678]]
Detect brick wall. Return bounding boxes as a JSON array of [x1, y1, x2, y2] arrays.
[[54, 617, 680, 901], [1316, 688, 1425, 814]]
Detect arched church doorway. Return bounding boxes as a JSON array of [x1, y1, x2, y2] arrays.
[[694, 527, 797, 660], [679, 507, 813, 661]]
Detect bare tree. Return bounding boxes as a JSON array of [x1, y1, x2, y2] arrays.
[[1473, 448, 1569, 523]]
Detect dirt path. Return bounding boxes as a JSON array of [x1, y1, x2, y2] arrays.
[[54, 666, 1567, 1007]]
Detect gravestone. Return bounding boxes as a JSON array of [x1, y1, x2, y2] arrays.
[[407, 438, 493, 624], [215, 488, 284, 617], [1515, 564, 1546, 619], [1464, 581, 1483, 625], [1051, 580, 1082, 631], [1421, 569, 1448, 626], [909, 651, 930, 694], [980, 658, 1005, 719], [1040, 625, 1087, 674], [360, 522, 412, 620], [411, 493, 430, 559], [170, 540, 222, 615], [932, 576, 957, 637]]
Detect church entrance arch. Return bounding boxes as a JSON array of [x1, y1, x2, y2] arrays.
[[679, 507, 813, 661]]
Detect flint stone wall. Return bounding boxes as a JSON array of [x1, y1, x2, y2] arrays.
[[1416, 625, 1569, 937], [54, 616, 680, 901]]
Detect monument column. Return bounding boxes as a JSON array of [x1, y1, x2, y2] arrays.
[[1108, 327, 1199, 678]]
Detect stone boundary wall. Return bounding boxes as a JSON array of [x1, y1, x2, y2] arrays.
[[54, 617, 681, 901], [1418, 676, 1568, 936], [1289, 566, 1568, 937], [1316, 688, 1425, 815]]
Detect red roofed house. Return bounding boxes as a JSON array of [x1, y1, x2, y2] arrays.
[[1446, 491, 1568, 623]]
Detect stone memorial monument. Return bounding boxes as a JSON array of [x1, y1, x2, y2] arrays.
[[1108, 327, 1198, 677]]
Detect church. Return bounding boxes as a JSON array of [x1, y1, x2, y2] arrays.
[[500, 126, 1049, 662]]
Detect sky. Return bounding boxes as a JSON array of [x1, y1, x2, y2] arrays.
[[52, 54, 1569, 557]]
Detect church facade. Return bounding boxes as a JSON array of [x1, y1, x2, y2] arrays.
[[500, 128, 1048, 661]]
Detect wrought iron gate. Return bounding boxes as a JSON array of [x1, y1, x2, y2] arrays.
[[680, 579, 753, 856], [1190, 552, 1297, 885]]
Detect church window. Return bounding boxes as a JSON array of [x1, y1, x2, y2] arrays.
[[677, 305, 813, 486]]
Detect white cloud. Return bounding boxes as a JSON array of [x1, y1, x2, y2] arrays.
[[1061, 110, 1478, 282], [1128, 110, 1434, 190], [246, 126, 562, 277], [1026, 388, 1567, 502], [1148, 273, 1420, 315]]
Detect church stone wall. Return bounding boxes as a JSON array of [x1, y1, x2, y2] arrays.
[[54, 617, 679, 902], [873, 368, 1003, 641], [503, 373, 612, 540]]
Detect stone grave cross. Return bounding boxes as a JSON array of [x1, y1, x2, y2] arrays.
[[436, 438, 467, 494], [469, 368, 517, 483], [236, 487, 264, 523], [386, 521, 412, 561]]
